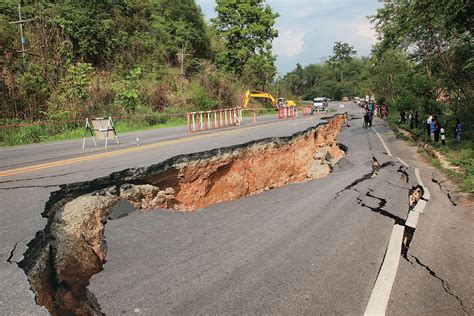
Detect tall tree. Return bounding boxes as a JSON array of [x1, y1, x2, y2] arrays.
[[329, 41, 356, 82], [212, 0, 279, 87], [369, 48, 413, 104]]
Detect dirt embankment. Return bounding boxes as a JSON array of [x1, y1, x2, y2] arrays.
[[20, 114, 347, 315]]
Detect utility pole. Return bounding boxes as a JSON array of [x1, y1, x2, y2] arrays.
[[177, 44, 191, 76], [9, 2, 33, 59]]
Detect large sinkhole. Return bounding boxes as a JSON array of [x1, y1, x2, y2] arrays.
[[19, 114, 348, 315]]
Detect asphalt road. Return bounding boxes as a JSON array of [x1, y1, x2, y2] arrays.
[[1, 102, 472, 315]]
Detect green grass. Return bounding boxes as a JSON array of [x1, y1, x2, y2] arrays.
[[0, 116, 188, 147], [0, 109, 281, 147]]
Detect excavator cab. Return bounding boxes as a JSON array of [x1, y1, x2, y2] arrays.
[[277, 98, 295, 108]]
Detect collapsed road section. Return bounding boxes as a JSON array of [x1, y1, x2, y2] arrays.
[[19, 114, 348, 315]]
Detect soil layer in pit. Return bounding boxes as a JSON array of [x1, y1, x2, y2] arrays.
[[19, 113, 347, 315]]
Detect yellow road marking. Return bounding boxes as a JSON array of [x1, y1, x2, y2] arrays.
[[0, 118, 311, 177]]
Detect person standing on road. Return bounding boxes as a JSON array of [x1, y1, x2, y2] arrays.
[[455, 118, 462, 143], [381, 105, 388, 122], [426, 113, 433, 136], [363, 109, 370, 128], [415, 111, 419, 128]]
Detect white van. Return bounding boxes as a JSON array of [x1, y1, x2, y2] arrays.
[[313, 97, 328, 111]]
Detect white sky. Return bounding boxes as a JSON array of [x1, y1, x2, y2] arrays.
[[196, 0, 382, 75]]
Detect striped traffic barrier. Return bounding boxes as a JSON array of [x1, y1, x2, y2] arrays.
[[278, 106, 296, 119], [301, 106, 312, 116], [187, 108, 243, 133]]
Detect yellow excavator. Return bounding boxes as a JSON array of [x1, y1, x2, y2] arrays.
[[241, 90, 296, 109]]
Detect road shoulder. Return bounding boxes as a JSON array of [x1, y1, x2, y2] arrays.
[[372, 120, 474, 314]]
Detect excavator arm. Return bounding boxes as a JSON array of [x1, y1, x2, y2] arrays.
[[242, 90, 276, 109]]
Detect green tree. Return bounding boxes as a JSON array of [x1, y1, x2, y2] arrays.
[[53, 0, 117, 66], [16, 65, 49, 119], [48, 62, 94, 119], [369, 48, 412, 103], [212, 0, 279, 87], [115, 67, 142, 113], [329, 41, 356, 82], [156, 0, 211, 60], [242, 52, 277, 90], [372, 0, 473, 116], [278, 54, 370, 101]]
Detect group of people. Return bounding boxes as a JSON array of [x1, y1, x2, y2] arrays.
[[398, 110, 419, 129], [363, 103, 389, 128], [363, 104, 463, 144], [424, 114, 443, 142], [424, 114, 463, 143]]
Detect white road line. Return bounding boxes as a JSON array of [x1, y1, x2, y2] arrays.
[[414, 168, 424, 187], [364, 224, 405, 316], [423, 189, 431, 201], [415, 168, 431, 200], [365, 146, 431, 314], [413, 199, 427, 214], [405, 211, 420, 229], [397, 157, 409, 167], [371, 127, 392, 156]]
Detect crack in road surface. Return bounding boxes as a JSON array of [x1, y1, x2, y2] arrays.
[[6, 242, 19, 264], [405, 254, 469, 314], [356, 190, 406, 226], [432, 177, 458, 206], [397, 166, 409, 183], [331, 158, 395, 202], [0, 184, 60, 190], [19, 114, 348, 315]]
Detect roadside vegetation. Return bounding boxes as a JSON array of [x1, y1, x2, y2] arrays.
[[373, 0, 473, 195], [0, 0, 279, 145], [277, 41, 371, 101], [277, 0, 472, 195], [0, 0, 472, 194], [390, 116, 473, 195]]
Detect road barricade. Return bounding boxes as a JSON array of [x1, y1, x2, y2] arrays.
[[301, 106, 312, 116], [187, 108, 243, 133], [278, 106, 297, 119], [82, 117, 119, 149], [242, 109, 258, 124]]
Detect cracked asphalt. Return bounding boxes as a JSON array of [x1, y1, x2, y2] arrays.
[[1, 104, 472, 315]]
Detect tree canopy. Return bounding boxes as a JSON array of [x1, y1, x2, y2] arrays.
[[371, 0, 473, 117], [278, 42, 368, 100], [212, 0, 279, 89]]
